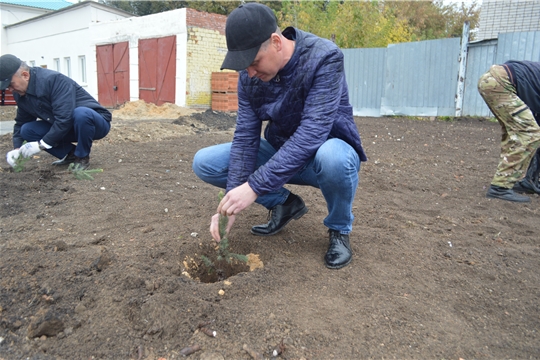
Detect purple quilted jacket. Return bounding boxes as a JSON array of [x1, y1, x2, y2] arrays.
[[226, 27, 367, 196]]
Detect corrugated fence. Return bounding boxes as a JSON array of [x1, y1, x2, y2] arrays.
[[343, 30, 540, 117]]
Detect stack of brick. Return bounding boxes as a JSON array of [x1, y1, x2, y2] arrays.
[[211, 72, 239, 112], [1, 89, 16, 106]]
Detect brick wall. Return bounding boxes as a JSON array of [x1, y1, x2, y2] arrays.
[[476, 0, 540, 41], [186, 8, 226, 34], [185, 8, 233, 108]]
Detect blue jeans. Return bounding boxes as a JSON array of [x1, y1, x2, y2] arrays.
[[19, 107, 111, 159], [192, 138, 361, 233]]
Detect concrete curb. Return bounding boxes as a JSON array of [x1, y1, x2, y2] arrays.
[[0, 121, 14, 135]]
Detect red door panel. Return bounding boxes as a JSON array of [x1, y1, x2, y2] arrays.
[[139, 38, 158, 104], [97, 42, 129, 108], [139, 36, 176, 105], [97, 45, 115, 108], [113, 42, 130, 106]]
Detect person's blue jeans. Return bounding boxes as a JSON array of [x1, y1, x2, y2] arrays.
[[19, 107, 111, 159], [193, 138, 361, 233]]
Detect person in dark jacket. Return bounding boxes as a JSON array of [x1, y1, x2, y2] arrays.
[[478, 60, 540, 202], [1, 54, 112, 170], [192, 3, 367, 269]]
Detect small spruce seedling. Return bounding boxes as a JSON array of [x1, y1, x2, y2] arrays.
[[13, 153, 30, 173], [12, 141, 30, 173], [67, 163, 103, 180], [201, 190, 248, 273]]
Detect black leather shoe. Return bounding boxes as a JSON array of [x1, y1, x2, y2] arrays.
[[52, 150, 76, 166], [251, 193, 308, 236], [486, 185, 530, 202], [325, 230, 352, 269], [73, 156, 90, 170]]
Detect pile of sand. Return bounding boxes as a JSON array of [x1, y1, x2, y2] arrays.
[[112, 100, 198, 121]]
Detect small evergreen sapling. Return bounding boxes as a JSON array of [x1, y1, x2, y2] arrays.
[[201, 191, 248, 273], [13, 153, 30, 173], [13, 141, 30, 173], [67, 163, 103, 180]]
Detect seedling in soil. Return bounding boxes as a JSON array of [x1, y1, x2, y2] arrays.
[[13, 153, 30, 173], [12, 141, 30, 173], [67, 163, 103, 180], [200, 191, 248, 277]]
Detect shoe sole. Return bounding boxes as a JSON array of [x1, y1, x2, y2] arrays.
[[485, 194, 531, 202], [325, 257, 352, 270], [250, 206, 308, 236]]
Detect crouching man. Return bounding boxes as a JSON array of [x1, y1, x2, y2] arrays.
[[1, 54, 112, 170], [192, 3, 367, 269]]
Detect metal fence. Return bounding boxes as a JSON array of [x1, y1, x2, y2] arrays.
[[343, 30, 540, 117]]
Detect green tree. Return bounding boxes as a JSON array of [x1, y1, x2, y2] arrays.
[[278, 1, 413, 48], [385, 0, 480, 41], [439, 0, 481, 40], [102, 1, 284, 16], [102, 0, 480, 46]]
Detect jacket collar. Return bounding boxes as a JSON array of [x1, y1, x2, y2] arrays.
[[25, 67, 38, 97], [278, 27, 301, 79]]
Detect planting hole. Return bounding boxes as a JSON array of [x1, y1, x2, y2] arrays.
[[183, 242, 263, 283]]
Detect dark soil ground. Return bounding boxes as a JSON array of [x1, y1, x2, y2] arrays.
[[1, 109, 539, 360]]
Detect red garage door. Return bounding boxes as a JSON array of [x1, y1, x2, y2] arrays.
[[97, 42, 130, 108], [138, 36, 176, 105]]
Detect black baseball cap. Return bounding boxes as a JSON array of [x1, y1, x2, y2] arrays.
[[221, 3, 277, 71], [0, 54, 22, 90]]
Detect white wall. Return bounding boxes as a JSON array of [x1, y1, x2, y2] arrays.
[[477, 0, 540, 41], [0, 3, 51, 53], [4, 3, 132, 100], [90, 8, 188, 106]]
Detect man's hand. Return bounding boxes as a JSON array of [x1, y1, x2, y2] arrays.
[[209, 183, 256, 242], [20, 142, 41, 158], [217, 182, 257, 216], [6, 149, 20, 167], [210, 213, 236, 242]]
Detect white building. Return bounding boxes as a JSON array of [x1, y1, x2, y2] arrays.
[[1, 0, 230, 109], [476, 0, 540, 41], [2, 0, 134, 101]]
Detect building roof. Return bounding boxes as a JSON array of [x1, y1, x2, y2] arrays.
[[4, 0, 135, 28], [0, 0, 72, 11]]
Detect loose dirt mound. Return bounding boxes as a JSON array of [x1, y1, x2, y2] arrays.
[[112, 100, 197, 120], [106, 102, 237, 143]]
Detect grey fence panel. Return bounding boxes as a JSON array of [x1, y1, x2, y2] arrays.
[[342, 48, 386, 117], [344, 30, 540, 118], [462, 40, 497, 117], [495, 31, 540, 63], [463, 31, 540, 117], [381, 38, 461, 116]]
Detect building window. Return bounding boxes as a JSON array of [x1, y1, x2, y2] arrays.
[[64, 57, 71, 78], [29, 60, 35, 67], [79, 56, 87, 83], [53, 58, 60, 72]]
